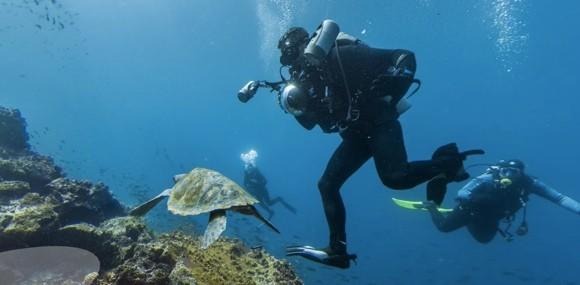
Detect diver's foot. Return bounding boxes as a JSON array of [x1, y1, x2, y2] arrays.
[[432, 143, 484, 183], [451, 166, 470, 182], [422, 201, 438, 210], [411, 200, 437, 210], [286, 245, 357, 269], [320, 247, 356, 269], [432, 143, 463, 180]]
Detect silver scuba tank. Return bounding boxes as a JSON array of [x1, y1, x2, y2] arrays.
[[304, 19, 340, 66]]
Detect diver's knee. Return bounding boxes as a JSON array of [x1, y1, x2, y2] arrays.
[[436, 226, 456, 233], [471, 231, 496, 244], [378, 174, 409, 190], [318, 176, 338, 193], [474, 235, 494, 244]]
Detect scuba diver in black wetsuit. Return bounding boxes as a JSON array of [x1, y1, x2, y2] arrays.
[[419, 159, 580, 243], [241, 149, 297, 219], [237, 19, 483, 269]]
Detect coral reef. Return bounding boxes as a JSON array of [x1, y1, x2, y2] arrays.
[[98, 232, 301, 285], [0, 107, 29, 151], [0, 106, 303, 284]]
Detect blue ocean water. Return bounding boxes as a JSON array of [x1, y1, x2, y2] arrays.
[[1, 0, 579, 284]]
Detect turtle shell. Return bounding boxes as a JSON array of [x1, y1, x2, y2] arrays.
[[167, 168, 258, 216]]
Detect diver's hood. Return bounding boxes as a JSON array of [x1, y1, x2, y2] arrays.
[[278, 27, 309, 66]]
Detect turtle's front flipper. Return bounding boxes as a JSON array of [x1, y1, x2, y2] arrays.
[[202, 209, 227, 249], [249, 205, 280, 234], [129, 189, 172, 217]]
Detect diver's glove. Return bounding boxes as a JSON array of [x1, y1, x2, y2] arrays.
[[286, 245, 357, 269], [432, 143, 485, 182], [369, 71, 414, 101]]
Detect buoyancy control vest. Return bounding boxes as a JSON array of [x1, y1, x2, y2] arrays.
[[298, 20, 420, 132]]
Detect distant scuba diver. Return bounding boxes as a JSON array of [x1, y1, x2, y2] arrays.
[[412, 159, 580, 243], [237, 19, 483, 268], [241, 149, 297, 220]]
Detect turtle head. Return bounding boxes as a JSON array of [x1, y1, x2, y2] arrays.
[[173, 173, 187, 183]]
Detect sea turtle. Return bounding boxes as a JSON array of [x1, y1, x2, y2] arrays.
[[129, 167, 280, 249]]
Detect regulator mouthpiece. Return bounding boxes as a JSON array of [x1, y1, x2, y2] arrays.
[[500, 178, 513, 187]]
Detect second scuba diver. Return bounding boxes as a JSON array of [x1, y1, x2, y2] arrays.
[[417, 159, 580, 243], [241, 149, 297, 219]]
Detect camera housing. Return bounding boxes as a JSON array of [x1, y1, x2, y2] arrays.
[[237, 81, 259, 103]]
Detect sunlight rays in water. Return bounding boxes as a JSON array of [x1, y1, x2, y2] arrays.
[[488, 0, 529, 72], [254, 0, 306, 71]]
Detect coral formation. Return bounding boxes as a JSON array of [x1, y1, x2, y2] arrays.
[[98, 233, 302, 285], [0, 107, 29, 151], [0, 155, 62, 188], [0, 106, 303, 284], [0, 180, 30, 199]]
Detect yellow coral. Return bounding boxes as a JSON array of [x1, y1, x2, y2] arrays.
[[161, 233, 302, 285]]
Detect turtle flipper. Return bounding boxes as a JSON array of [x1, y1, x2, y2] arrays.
[[202, 209, 227, 249], [129, 189, 172, 217], [249, 205, 280, 234]]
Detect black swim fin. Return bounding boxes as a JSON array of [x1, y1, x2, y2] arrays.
[[252, 207, 281, 234], [235, 205, 280, 234], [286, 245, 356, 269]]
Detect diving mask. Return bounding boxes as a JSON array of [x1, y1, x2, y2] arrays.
[[498, 167, 522, 188], [278, 27, 309, 66]]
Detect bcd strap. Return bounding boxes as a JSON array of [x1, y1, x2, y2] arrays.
[[497, 189, 529, 242]]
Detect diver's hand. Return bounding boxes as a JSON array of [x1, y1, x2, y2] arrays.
[[370, 74, 396, 95], [369, 72, 414, 100], [286, 245, 356, 269]]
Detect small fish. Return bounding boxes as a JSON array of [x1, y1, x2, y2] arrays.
[[34, 0, 39, 5], [35, 24, 42, 29], [59, 22, 64, 29]]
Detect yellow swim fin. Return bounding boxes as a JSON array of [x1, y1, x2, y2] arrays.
[[391, 197, 453, 213]]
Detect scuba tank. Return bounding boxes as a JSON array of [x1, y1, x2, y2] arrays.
[[302, 19, 416, 122], [303, 19, 340, 66]]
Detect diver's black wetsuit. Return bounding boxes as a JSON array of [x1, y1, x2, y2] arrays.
[[244, 165, 269, 201], [294, 43, 463, 251]]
